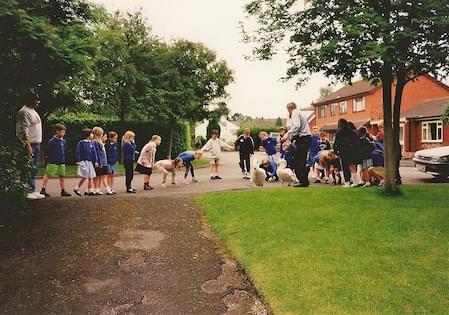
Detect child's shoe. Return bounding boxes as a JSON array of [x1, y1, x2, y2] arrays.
[[144, 183, 153, 190], [61, 190, 71, 197], [74, 188, 82, 196], [363, 182, 372, 187], [126, 188, 137, 193], [314, 179, 321, 184], [171, 181, 176, 185], [40, 188, 50, 198], [106, 189, 114, 195], [343, 182, 351, 188], [214, 176, 222, 180], [97, 191, 104, 195], [192, 178, 199, 183], [161, 183, 167, 188], [210, 176, 216, 180], [182, 179, 190, 185]]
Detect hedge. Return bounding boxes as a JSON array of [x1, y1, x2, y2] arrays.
[[237, 126, 282, 150]]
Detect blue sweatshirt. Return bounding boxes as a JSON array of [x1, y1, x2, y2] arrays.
[[179, 151, 195, 162], [122, 141, 137, 162], [310, 135, 321, 158], [75, 140, 97, 163], [262, 137, 277, 155], [46, 136, 67, 165], [371, 149, 384, 167], [105, 141, 119, 165], [93, 140, 107, 166]]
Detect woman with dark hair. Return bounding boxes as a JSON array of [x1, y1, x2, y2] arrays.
[[333, 119, 361, 187]]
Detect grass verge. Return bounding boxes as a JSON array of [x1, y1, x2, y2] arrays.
[[197, 185, 449, 314]]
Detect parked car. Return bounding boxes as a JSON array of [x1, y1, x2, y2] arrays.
[[413, 146, 449, 178]]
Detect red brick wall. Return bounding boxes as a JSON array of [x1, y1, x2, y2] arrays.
[[314, 97, 373, 128], [371, 75, 449, 120]]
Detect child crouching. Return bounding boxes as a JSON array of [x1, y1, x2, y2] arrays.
[[178, 150, 202, 184], [154, 157, 183, 188]]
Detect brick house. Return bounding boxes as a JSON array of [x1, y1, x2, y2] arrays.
[[312, 75, 449, 153], [402, 96, 449, 153]]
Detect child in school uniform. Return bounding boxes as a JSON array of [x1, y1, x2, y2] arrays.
[[259, 159, 276, 182], [178, 150, 202, 184], [154, 157, 183, 188], [40, 123, 71, 197], [234, 128, 254, 179], [283, 140, 296, 170], [259, 131, 278, 180], [92, 127, 113, 195], [358, 126, 375, 187], [279, 127, 288, 158], [201, 130, 233, 180], [136, 135, 161, 190], [105, 131, 119, 194], [122, 131, 138, 193], [74, 128, 97, 196]]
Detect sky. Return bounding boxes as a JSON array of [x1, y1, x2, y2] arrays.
[[90, 0, 334, 118]]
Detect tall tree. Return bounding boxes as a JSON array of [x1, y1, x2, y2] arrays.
[[243, 0, 449, 193], [149, 40, 234, 157], [87, 10, 158, 122], [0, 0, 96, 122]]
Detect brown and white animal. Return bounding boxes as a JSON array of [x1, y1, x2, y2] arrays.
[[277, 159, 297, 187], [250, 157, 266, 187]]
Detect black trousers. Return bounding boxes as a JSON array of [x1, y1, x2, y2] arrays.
[[184, 160, 195, 179], [124, 160, 134, 190], [341, 158, 352, 183], [293, 135, 311, 185], [239, 153, 251, 173]]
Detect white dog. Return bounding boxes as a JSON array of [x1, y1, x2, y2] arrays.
[[277, 159, 297, 187], [250, 157, 266, 187]]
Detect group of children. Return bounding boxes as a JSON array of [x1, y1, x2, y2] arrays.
[[38, 119, 386, 197], [38, 124, 205, 197], [233, 123, 386, 188]]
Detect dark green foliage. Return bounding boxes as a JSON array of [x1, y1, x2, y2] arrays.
[[443, 105, 449, 125], [206, 120, 221, 138], [0, 144, 32, 216], [193, 136, 207, 149]]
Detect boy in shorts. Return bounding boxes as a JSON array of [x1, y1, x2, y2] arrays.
[[40, 123, 71, 197], [201, 130, 233, 180]]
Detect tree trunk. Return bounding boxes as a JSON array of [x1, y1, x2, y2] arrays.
[[167, 125, 174, 159], [381, 65, 397, 194], [184, 121, 192, 151], [392, 70, 407, 185]]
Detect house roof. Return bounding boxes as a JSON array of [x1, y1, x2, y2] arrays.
[[315, 80, 379, 105], [402, 96, 449, 119]]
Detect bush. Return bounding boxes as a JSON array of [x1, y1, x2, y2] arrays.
[[0, 144, 32, 216], [193, 135, 207, 149], [237, 126, 281, 150], [45, 113, 186, 163]]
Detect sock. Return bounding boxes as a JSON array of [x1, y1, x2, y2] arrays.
[[351, 173, 359, 185], [75, 186, 79, 190], [211, 173, 214, 177], [88, 188, 93, 193]]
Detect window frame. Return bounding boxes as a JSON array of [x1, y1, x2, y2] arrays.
[[330, 103, 338, 116], [339, 101, 347, 115], [421, 120, 443, 143], [353, 97, 366, 112], [318, 105, 326, 118]]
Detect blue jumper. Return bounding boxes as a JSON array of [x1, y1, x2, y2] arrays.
[[46, 136, 67, 165]]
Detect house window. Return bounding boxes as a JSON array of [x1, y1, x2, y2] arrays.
[[422, 120, 443, 142], [353, 97, 365, 112], [318, 105, 326, 118], [330, 103, 338, 116], [339, 101, 347, 114]]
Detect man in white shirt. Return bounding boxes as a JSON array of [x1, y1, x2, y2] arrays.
[[281, 102, 312, 187], [16, 92, 44, 200]]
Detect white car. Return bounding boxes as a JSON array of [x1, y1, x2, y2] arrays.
[[413, 146, 449, 178]]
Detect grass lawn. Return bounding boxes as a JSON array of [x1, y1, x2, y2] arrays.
[[197, 185, 449, 315], [37, 158, 209, 177]]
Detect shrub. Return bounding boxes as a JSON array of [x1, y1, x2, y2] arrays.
[[0, 144, 32, 216], [193, 135, 206, 149]]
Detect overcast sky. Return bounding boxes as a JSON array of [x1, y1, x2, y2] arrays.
[[90, 0, 333, 118]]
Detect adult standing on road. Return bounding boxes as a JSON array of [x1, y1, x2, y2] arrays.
[[282, 102, 311, 187], [16, 92, 44, 200]]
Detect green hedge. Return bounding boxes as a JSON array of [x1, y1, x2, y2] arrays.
[[237, 126, 281, 150], [44, 113, 186, 164]]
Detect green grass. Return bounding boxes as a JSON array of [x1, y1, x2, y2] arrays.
[[197, 186, 449, 315], [37, 158, 209, 177]]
